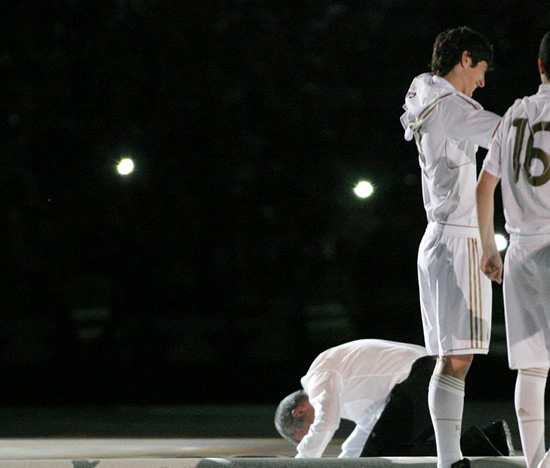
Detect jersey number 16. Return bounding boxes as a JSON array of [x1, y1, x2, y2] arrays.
[[512, 118, 550, 187]]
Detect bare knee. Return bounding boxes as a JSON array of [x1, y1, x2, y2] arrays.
[[435, 354, 474, 381]]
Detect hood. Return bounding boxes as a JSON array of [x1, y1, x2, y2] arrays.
[[400, 73, 455, 141]]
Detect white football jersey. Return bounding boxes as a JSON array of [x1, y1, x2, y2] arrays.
[[483, 84, 550, 234], [401, 73, 500, 226]]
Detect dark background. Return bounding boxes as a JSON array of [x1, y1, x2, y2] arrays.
[[0, 0, 548, 406]]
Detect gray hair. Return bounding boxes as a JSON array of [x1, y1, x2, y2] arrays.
[[274, 390, 309, 445]]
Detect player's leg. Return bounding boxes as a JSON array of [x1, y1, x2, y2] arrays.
[[515, 368, 548, 468], [435, 354, 473, 381], [504, 237, 550, 468], [422, 228, 491, 468], [429, 354, 472, 467]]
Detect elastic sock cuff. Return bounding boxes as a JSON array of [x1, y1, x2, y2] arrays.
[[430, 374, 465, 396], [518, 368, 549, 381]]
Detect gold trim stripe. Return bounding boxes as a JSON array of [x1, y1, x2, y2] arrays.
[[409, 92, 454, 130], [432, 374, 465, 392], [456, 94, 482, 110], [445, 346, 489, 352], [468, 239, 474, 346], [468, 238, 483, 348], [474, 238, 483, 347], [520, 369, 549, 379]]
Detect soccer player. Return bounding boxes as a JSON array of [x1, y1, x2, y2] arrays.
[[476, 30, 550, 468], [400, 27, 501, 468], [274, 339, 513, 459]]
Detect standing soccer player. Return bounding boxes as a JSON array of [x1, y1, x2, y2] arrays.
[[476, 30, 550, 468], [401, 27, 500, 468]]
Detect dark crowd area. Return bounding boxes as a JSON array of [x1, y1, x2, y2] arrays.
[[0, 0, 548, 405]]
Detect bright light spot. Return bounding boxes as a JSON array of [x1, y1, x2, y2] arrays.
[[354, 181, 374, 199], [117, 158, 135, 176], [495, 233, 508, 251]]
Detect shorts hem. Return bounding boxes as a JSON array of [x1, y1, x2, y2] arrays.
[[509, 362, 550, 370], [427, 347, 489, 356]]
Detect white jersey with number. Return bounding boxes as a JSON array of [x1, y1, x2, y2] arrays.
[[401, 73, 500, 226], [482, 84, 550, 369], [296, 339, 427, 458], [482, 84, 550, 234]]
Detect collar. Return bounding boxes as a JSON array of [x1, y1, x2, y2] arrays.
[[432, 74, 481, 107], [431, 75, 456, 91]]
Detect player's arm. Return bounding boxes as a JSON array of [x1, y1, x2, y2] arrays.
[[439, 98, 501, 148], [476, 169, 503, 283]]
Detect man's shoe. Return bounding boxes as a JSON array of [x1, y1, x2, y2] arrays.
[[461, 425, 502, 456], [451, 459, 471, 468], [481, 419, 515, 456]]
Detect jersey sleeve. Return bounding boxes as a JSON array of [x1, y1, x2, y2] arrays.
[[438, 96, 501, 149], [482, 108, 511, 178], [296, 371, 343, 458]]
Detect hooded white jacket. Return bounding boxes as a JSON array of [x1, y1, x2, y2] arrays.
[[401, 73, 500, 226]]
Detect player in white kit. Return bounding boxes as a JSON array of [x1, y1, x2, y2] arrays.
[[401, 27, 501, 468], [476, 30, 550, 468]]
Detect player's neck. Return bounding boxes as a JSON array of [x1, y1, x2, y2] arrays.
[[442, 71, 466, 95]]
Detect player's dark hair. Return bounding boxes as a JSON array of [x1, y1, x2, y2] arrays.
[[274, 390, 309, 445], [431, 26, 494, 76], [539, 31, 550, 80]]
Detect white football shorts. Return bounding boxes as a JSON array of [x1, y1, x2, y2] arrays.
[[418, 223, 492, 356], [504, 233, 550, 370]]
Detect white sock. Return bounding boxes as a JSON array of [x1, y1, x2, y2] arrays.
[[515, 368, 548, 468], [429, 374, 465, 468]]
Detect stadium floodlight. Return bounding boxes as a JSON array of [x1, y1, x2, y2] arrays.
[[354, 181, 374, 199], [117, 158, 135, 176], [495, 233, 508, 252]]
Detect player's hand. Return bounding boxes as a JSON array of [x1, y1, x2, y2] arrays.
[[481, 251, 503, 284]]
